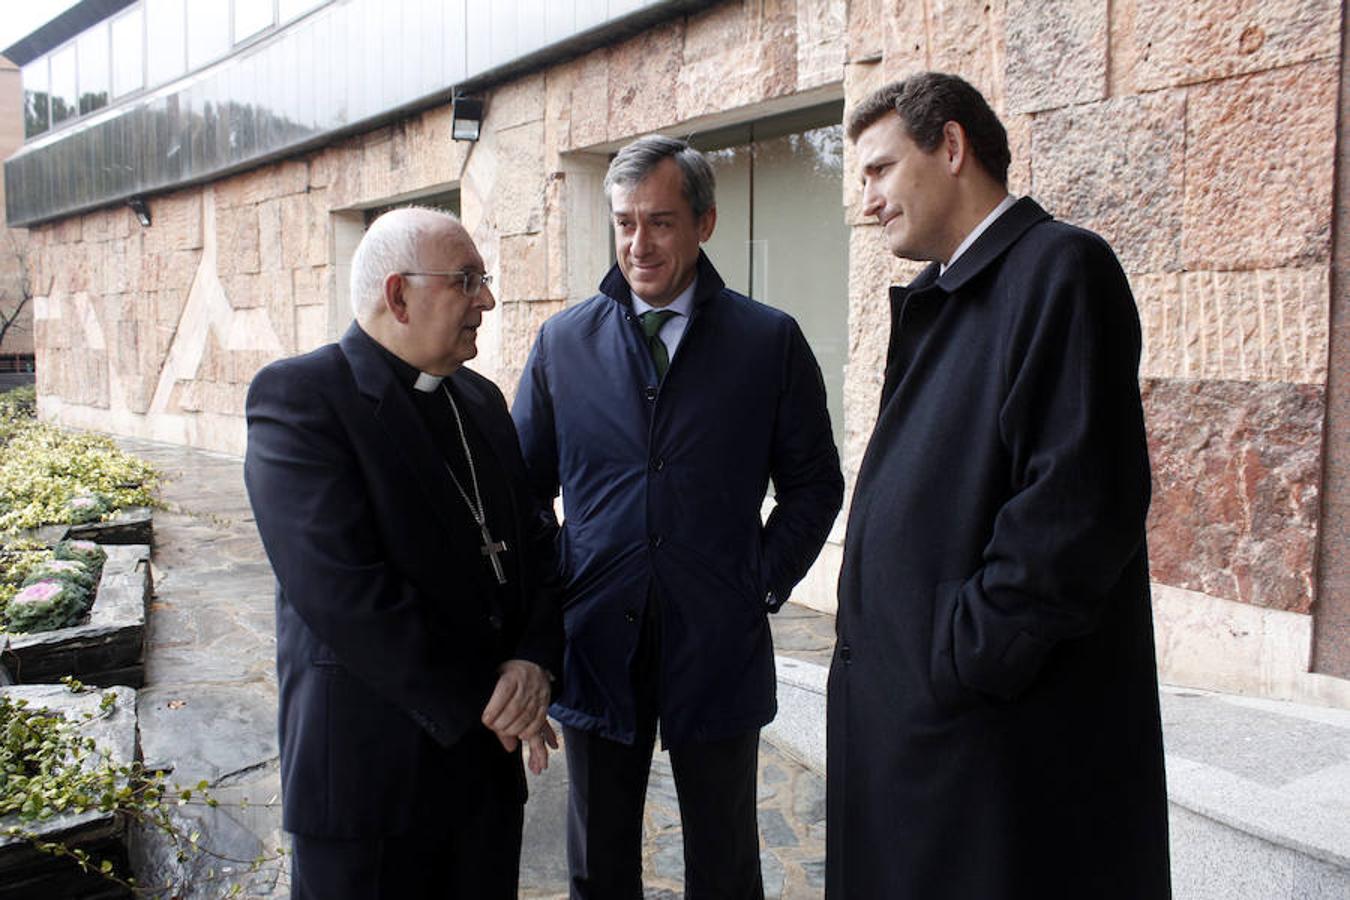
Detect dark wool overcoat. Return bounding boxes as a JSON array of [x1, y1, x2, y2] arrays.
[[244, 324, 562, 841], [826, 198, 1171, 899], [513, 253, 844, 746]]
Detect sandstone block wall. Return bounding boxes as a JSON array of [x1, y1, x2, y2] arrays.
[[21, 0, 1350, 700]]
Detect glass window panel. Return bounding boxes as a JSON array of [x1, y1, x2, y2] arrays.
[[111, 7, 145, 97], [77, 23, 111, 115], [22, 59, 49, 138], [751, 124, 849, 449], [234, 0, 274, 43], [700, 145, 752, 297], [48, 44, 77, 125], [187, 0, 230, 69], [145, 0, 187, 87], [279, 0, 326, 24]]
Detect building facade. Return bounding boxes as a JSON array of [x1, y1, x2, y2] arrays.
[[5, 0, 1349, 706], [0, 55, 34, 384]]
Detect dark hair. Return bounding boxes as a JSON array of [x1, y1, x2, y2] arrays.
[[604, 135, 716, 219], [846, 72, 1010, 186]]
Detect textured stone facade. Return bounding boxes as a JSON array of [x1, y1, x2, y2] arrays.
[[22, 0, 1349, 701]]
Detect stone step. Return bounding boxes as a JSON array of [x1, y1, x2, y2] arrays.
[[766, 638, 1350, 899]]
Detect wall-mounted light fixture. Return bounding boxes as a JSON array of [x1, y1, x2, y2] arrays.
[[127, 196, 151, 227], [451, 96, 485, 142]]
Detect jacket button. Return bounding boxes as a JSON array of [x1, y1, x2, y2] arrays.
[[650, 534, 663, 549], [644, 386, 658, 401], [624, 609, 637, 623], [650, 457, 664, 472], [840, 643, 852, 664]]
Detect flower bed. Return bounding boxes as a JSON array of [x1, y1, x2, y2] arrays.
[[1, 546, 152, 688], [0, 683, 138, 898]]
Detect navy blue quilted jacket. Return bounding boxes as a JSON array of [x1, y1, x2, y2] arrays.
[[512, 252, 843, 745]]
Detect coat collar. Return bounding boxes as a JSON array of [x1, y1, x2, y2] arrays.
[[598, 249, 727, 311], [891, 197, 1053, 305], [338, 323, 507, 537], [935, 196, 1052, 294]]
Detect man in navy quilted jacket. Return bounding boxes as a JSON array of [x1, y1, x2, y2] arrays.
[[513, 135, 843, 899]]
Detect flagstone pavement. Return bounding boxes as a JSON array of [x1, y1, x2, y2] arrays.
[[119, 436, 835, 898]]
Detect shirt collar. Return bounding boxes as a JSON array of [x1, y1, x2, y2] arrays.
[[941, 194, 1018, 275], [631, 276, 698, 318]]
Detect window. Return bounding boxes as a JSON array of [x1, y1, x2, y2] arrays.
[[48, 44, 77, 126], [77, 23, 111, 115], [695, 104, 849, 449], [186, 0, 229, 70], [145, 0, 187, 87], [362, 191, 461, 228], [234, 0, 274, 44], [22, 59, 49, 138], [111, 6, 145, 97]]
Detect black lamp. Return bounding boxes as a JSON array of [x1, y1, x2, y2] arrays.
[[128, 196, 151, 227], [452, 96, 484, 142]]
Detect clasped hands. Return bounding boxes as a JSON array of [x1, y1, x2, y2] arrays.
[[481, 659, 557, 775]]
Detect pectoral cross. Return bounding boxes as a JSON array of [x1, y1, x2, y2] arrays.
[[480, 523, 509, 585]]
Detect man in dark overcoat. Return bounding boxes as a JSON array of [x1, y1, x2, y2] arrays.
[[244, 207, 563, 898], [826, 73, 1171, 898], [513, 135, 844, 898]]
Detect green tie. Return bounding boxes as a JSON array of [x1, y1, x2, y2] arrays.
[[639, 310, 679, 378]]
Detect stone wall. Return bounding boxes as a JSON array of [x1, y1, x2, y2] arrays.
[[1, 57, 32, 358], [23, 0, 1350, 703]]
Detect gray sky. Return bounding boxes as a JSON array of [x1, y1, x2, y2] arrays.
[[0, 0, 80, 56]]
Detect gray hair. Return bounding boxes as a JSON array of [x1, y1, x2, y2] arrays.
[[603, 135, 716, 219], [349, 207, 463, 318]]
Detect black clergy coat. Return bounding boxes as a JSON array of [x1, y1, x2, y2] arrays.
[[826, 198, 1171, 899], [244, 324, 562, 842]]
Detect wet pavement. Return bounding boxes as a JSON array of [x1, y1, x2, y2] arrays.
[[120, 436, 834, 898]]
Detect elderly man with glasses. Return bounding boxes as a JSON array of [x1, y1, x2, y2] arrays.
[[244, 206, 563, 899]]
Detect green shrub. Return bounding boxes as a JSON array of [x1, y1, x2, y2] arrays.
[[0, 386, 36, 423], [0, 424, 158, 533]]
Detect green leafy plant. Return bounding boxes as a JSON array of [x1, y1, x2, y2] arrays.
[[0, 423, 158, 534], [3, 579, 88, 633], [53, 539, 108, 571], [1, 680, 287, 896]]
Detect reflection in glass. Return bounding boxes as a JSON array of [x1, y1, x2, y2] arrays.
[[145, 0, 186, 87], [111, 7, 144, 97], [49, 44, 77, 125], [22, 59, 49, 138], [694, 111, 848, 449], [753, 125, 848, 449], [234, 0, 273, 43], [77, 23, 111, 115], [186, 0, 229, 70]]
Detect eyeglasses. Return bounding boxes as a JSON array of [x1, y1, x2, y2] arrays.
[[400, 270, 494, 296]]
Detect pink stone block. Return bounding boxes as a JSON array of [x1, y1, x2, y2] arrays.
[[1031, 91, 1185, 274], [1133, 0, 1341, 91], [1144, 378, 1323, 613], [606, 21, 684, 140], [1183, 60, 1338, 270], [1005, 0, 1108, 113]]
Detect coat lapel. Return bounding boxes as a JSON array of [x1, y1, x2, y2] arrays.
[[339, 324, 461, 537]]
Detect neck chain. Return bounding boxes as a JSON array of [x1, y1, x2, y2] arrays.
[[441, 384, 509, 585]]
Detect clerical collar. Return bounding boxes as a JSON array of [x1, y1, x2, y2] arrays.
[[413, 372, 444, 392], [358, 327, 448, 393], [941, 194, 1018, 275], [631, 277, 697, 318]]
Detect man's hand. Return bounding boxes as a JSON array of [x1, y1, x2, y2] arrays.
[[524, 720, 559, 775], [482, 659, 552, 752]]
